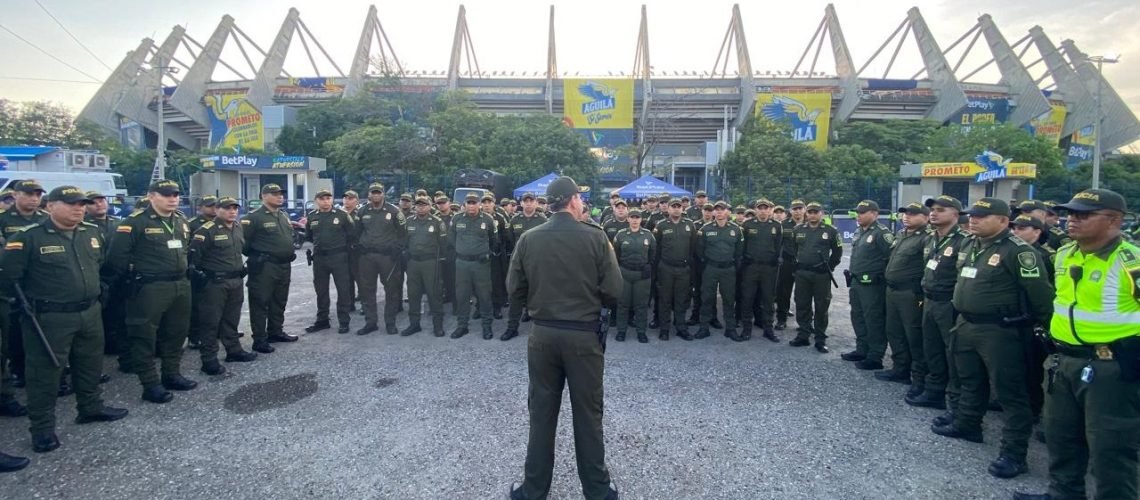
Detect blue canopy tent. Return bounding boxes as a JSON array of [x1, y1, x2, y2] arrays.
[[513, 173, 560, 199], [612, 175, 691, 200]]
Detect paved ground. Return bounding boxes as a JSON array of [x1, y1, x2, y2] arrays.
[[0, 253, 1052, 499]]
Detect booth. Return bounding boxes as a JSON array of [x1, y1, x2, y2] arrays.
[[898, 151, 1036, 207], [612, 174, 692, 200], [192, 154, 332, 206], [513, 173, 560, 199]]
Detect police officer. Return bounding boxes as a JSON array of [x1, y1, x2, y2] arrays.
[[696, 201, 744, 340], [435, 195, 457, 305], [1009, 214, 1055, 428], [600, 192, 621, 223], [788, 202, 841, 352], [1010, 215, 1056, 281], [1014, 189, 1140, 500], [602, 199, 630, 242], [482, 194, 509, 320], [107, 179, 197, 404], [880, 202, 931, 391], [502, 193, 547, 341], [398, 193, 414, 218], [654, 198, 697, 341], [342, 190, 362, 309], [304, 189, 355, 334], [402, 196, 447, 337], [931, 198, 1053, 480], [241, 184, 299, 351], [739, 198, 783, 342], [689, 202, 719, 327], [907, 196, 965, 415], [1016, 199, 1070, 249], [613, 209, 656, 343], [844, 200, 892, 367], [185, 196, 217, 350], [506, 176, 622, 500], [355, 183, 406, 336], [0, 180, 48, 390], [189, 197, 257, 375], [449, 193, 497, 340], [775, 199, 806, 330], [0, 186, 128, 453], [686, 191, 708, 220], [84, 191, 125, 357]]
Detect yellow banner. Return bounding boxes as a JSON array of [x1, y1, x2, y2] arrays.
[[562, 79, 634, 129], [1028, 104, 1067, 144], [1071, 124, 1095, 146], [921, 162, 1037, 179], [204, 91, 264, 151], [755, 92, 832, 150]]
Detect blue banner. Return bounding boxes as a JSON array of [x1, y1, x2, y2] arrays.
[[952, 98, 1010, 130], [200, 155, 310, 170], [575, 129, 636, 148]]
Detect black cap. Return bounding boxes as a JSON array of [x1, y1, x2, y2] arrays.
[[260, 183, 284, 195], [47, 185, 92, 204], [198, 195, 218, 207], [13, 180, 45, 194], [545, 176, 579, 205], [1056, 189, 1127, 213], [925, 195, 963, 211], [963, 197, 1010, 217], [854, 200, 879, 214], [898, 202, 930, 215], [1011, 214, 1045, 230], [149, 179, 181, 196]]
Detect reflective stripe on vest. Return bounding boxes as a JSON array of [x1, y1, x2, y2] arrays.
[[1050, 241, 1140, 344]]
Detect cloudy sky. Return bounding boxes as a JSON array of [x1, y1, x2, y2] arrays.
[[1, 0, 1136, 137]]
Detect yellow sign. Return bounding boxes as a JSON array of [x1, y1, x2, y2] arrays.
[[204, 91, 264, 150], [1028, 104, 1067, 144], [1071, 124, 1095, 146], [562, 79, 634, 129], [920, 162, 1037, 179], [755, 92, 832, 150]]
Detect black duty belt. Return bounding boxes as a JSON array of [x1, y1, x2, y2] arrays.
[[706, 260, 735, 269], [35, 299, 96, 313], [408, 254, 436, 262], [923, 290, 953, 302], [253, 253, 294, 264], [204, 270, 245, 280], [456, 253, 487, 262], [137, 273, 185, 283], [1054, 342, 1117, 361], [748, 258, 778, 266], [620, 264, 646, 273], [360, 247, 397, 256], [796, 264, 829, 273], [959, 312, 1006, 325], [886, 281, 920, 292], [660, 258, 689, 268], [314, 247, 347, 257], [533, 319, 599, 332]]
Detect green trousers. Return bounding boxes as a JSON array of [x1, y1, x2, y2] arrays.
[[617, 271, 651, 336], [454, 259, 492, 331], [740, 262, 778, 330], [700, 265, 736, 330], [953, 319, 1032, 461], [24, 304, 105, 433], [523, 326, 611, 500], [848, 282, 886, 358], [406, 258, 443, 331], [656, 263, 690, 333], [794, 270, 833, 342], [313, 253, 353, 326], [358, 253, 400, 329], [0, 301, 13, 401], [193, 277, 244, 363], [247, 261, 291, 341], [921, 298, 958, 407], [126, 280, 191, 388], [884, 288, 921, 376], [1044, 353, 1139, 500]]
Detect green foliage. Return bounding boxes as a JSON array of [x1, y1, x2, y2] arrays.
[[0, 99, 83, 146], [833, 120, 941, 168], [483, 115, 598, 186]]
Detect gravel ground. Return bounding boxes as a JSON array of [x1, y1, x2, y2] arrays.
[[0, 254, 1051, 499]]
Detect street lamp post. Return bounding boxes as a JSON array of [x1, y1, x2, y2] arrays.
[[149, 59, 179, 181], [1089, 54, 1119, 189]]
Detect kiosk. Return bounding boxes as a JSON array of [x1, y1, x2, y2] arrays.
[[899, 151, 1037, 206], [192, 155, 332, 206]]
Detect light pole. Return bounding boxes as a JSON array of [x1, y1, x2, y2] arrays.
[[148, 59, 179, 181], [1089, 54, 1119, 189]]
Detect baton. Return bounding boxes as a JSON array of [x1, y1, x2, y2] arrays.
[[13, 283, 60, 368]]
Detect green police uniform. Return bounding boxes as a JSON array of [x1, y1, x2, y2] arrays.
[[355, 187, 406, 335], [0, 196, 117, 439], [789, 207, 842, 346], [696, 209, 744, 339], [403, 203, 447, 336], [487, 201, 511, 314], [84, 209, 124, 356], [847, 201, 893, 363], [449, 198, 498, 337], [913, 196, 966, 413], [938, 198, 1053, 477], [435, 199, 457, 305], [653, 212, 697, 340], [503, 204, 547, 337], [882, 204, 931, 386], [306, 204, 355, 330], [185, 200, 216, 348], [775, 207, 803, 328], [107, 183, 195, 396], [507, 177, 623, 500], [602, 216, 629, 242], [240, 189, 298, 347], [739, 203, 783, 339], [0, 195, 49, 391], [189, 207, 251, 369], [613, 219, 656, 342]]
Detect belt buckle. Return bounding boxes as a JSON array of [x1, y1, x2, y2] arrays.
[[1095, 344, 1114, 361]]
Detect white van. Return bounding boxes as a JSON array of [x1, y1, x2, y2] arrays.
[[0, 171, 129, 198]]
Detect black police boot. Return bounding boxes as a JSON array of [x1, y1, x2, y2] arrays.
[[493, 308, 503, 320], [252, 341, 275, 354], [57, 381, 73, 397], [840, 351, 866, 362], [905, 384, 925, 400], [400, 324, 422, 336], [500, 328, 519, 341], [141, 385, 173, 404], [774, 321, 787, 331], [450, 327, 469, 339], [356, 324, 379, 336], [676, 329, 693, 341], [521, 310, 531, 323], [987, 455, 1028, 479], [694, 327, 711, 339], [637, 332, 649, 344], [932, 410, 955, 427], [726, 329, 743, 342], [686, 314, 699, 326], [225, 350, 258, 363], [482, 328, 494, 340], [648, 318, 659, 330], [304, 321, 331, 333], [874, 368, 911, 383], [162, 374, 198, 391], [200, 359, 226, 376], [432, 315, 445, 337], [814, 342, 829, 353], [99, 373, 111, 384], [338, 324, 351, 334], [710, 318, 724, 330], [0, 451, 29, 472], [187, 338, 202, 350], [931, 423, 983, 443], [788, 338, 810, 347], [907, 390, 947, 409], [0, 398, 27, 418], [762, 329, 779, 343], [74, 406, 128, 424], [508, 482, 526, 500], [31, 431, 59, 453], [385, 324, 398, 335], [267, 333, 299, 343], [615, 331, 626, 342], [472, 309, 481, 320], [658, 328, 670, 341], [855, 359, 885, 371], [740, 324, 752, 341], [1011, 493, 1051, 500]]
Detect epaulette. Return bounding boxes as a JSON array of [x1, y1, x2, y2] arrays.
[[1050, 226, 1066, 235], [175, 209, 187, 218], [80, 221, 97, 228], [201, 221, 216, 230], [307, 209, 318, 217], [128, 209, 144, 218], [1008, 234, 1029, 246]]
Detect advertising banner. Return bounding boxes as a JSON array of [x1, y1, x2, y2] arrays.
[[575, 129, 636, 148], [562, 79, 634, 129], [200, 155, 309, 171], [920, 151, 1037, 181], [1025, 103, 1067, 144], [952, 98, 1010, 129], [204, 90, 264, 151], [755, 92, 832, 150], [274, 77, 345, 98], [1065, 125, 1096, 167]]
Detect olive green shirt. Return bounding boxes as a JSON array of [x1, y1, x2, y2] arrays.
[[356, 202, 406, 252], [696, 220, 744, 265], [188, 214, 215, 235], [83, 214, 120, 251], [653, 217, 697, 266], [239, 206, 294, 260], [107, 206, 190, 276], [780, 218, 801, 259], [849, 222, 893, 278], [742, 218, 783, 264], [613, 227, 656, 270], [449, 211, 497, 258], [0, 220, 103, 303], [509, 212, 547, 248], [602, 218, 629, 242], [952, 229, 1054, 325], [0, 207, 48, 242], [306, 208, 354, 251], [406, 214, 447, 259], [885, 225, 932, 290], [190, 220, 245, 273], [790, 222, 843, 270], [921, 225, 966, 298]]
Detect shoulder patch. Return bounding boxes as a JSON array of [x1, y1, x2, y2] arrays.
[[4, 241, 23, 250], [202, 221, 215, 230], [1009, 235, 1029, 246], [116, 225, 133, 233], [1018, 251, 1039, 269], [240, 219, 251, 225], [129, 210, 144, 217]]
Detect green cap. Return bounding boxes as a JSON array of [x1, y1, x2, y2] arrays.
[[149, 179, 181, 196], [435, 195, 450, 204], [613, 198, 627, 207], [1011, 214, 1044, 230], [628, 208, 643, 218], [47, 185, 92, 204], [85, 190, 106, 200], [898, 202, 930, 215], [854, 200, 879, 214], [260, 183, 284, 195], [1057, 188, 1127, 213], [521, 192, 536, 201], [413, 196, 431, 205], [464, 193, 480, 203], [217, 197, 240, 208], [702, 203, 714, 211], [925, 195, 963, 211], [545, 176, 579, 205], [744, 209, 756, 217], [367, 182, 385, 193], [963, 197, 1010, 217], [480, 193, 495, 202], [695, 190, 707, 197], [754, 198, 773, 208], [1017, 200, 1047, 212], [805, 202, 823, 211], [400, 193, 413, 202], [681, 196, 691, 202], [610, 192, 622, 199], [536, 196, 548, 204], [668, 198, 683, 207], [646, 195, 658, 202], [713, 200, 729, 209], [773, 205, 786, 212], [791, 199, 806, 209], [0, 189, 13, 200], [344, 190, 360, 199], [314, 189, 333, 199], [13, 180, 45, 194], [197, 195, 218, 206], [734, 205, 746, 213]]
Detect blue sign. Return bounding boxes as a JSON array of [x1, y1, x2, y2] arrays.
[[953, 98, 1010, 130], [974, 150, 1012, 183], [200, 155, 310, 170], [576, 129, 635, 148]]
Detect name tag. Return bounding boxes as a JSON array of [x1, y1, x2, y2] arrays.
[[926, 259, 938, 270], [262, 222, 277, 228], [145, 227, 164, 235], [167, 240, 183, 249], [960, 266, 977, 278], [214, 234, 229, 241], [39, 245, 65, 255]]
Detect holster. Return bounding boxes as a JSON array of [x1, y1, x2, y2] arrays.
[[1110, 336, 1140, 382]]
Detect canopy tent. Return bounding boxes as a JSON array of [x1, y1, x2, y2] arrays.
[[611, 174, 691, 200], [513, 173, 560, 199]]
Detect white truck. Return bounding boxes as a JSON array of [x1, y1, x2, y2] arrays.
[[0, 171, 128, 198]]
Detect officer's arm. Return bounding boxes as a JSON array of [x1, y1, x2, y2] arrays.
[[1008, 247, 1054, 325], [240, 215, 255, 256], [487, 215, 499, 254], [436, 219, 448, 253], [829, 228, 844, 269], [506, 233, 528, 303], [0, 232, 31, 296], [394, 208, 408, 248], [598, 232, 624, 305], [689, 223, 699, 261], [447, 219, 457, 248], [304, 214, 315, 243], [106, 218, 137, 277], [695, 228, 706, 263], [189, 227, 210, 268], [734, 225, 744, 263], [648, 232, 658, 265]]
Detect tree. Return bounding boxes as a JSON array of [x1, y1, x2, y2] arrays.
[[820, 144, 895, 208], [833, 120, 941, 169], [719, 119, 827, 205], [483, 115, 599, 186], [0, 99, 83, 147]]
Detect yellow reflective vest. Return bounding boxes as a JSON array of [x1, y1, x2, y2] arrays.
[[1050, 237, 1140, 345]]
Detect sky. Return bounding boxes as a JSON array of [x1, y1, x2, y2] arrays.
[[1, 0, 1137, 142]]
